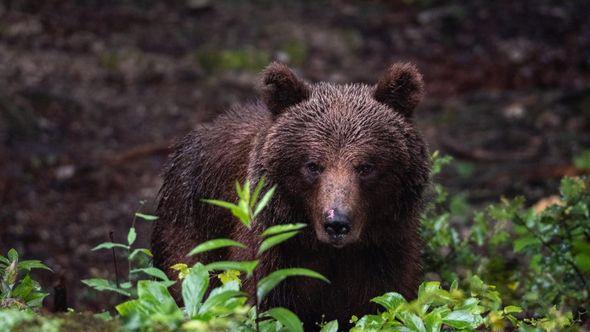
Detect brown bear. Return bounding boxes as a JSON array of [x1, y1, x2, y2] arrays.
[[152, 62, 430, 328]]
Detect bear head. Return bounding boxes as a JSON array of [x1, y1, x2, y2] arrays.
[[252, 62, 430, 248]]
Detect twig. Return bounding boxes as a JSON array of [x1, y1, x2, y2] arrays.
[[109, 231, 121, 289]]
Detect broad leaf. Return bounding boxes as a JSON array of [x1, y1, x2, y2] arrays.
[[136, 280, 182, 316], [371, 292, 406, 311], [257, 268, 329, 302], [263, 307, 304, 332], [206, 260, 259, 277], [81, 278, 131, 297], [187, 238, 247, 257], [131, 267, 171, 282], [442, 310, 483, 329], [258, 231, 299, 255], [183, 263, 209, 318], [320, 320, 339, 332], [198, 290, 245, 315], [129, 248, 153, 260]]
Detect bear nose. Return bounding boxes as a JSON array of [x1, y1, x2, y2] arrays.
[[324, 209, 351, 237]]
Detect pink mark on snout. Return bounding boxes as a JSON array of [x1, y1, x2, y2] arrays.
[[326, 209, 335, 220]]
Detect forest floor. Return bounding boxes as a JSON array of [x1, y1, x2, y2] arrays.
[[1, 0, 589, 310]]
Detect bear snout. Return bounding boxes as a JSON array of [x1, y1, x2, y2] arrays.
[[324, 208, 351, 236], [320, 208, 358, 247]]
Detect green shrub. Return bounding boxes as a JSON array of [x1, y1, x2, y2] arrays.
[[0, 248, 51, 310], [421, 152, 588, 328]]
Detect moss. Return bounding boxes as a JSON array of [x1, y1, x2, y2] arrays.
[[11, 312, 121, 332]]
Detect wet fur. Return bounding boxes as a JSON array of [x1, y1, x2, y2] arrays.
[[152, 63, 430, 328]]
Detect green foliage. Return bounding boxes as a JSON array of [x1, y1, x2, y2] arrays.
[[83, 177, 328, 331], [2, 154, 589, 331], [348, 276, 575, 331], [0, 248, 51, 310], [422, 152, 589, 329], [82, 205, 157, 299]]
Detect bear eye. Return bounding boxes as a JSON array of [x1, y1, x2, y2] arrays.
[[304, 162, 323, 177], [356, 164, 375, 177]]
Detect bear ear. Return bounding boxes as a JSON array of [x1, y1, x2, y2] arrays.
[[261, 62, 310, 116], [373, 63, 424, 118]]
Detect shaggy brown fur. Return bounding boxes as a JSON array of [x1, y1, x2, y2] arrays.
[[152, 62, 430, 328]]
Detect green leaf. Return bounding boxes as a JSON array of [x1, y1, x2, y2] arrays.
[[115, 299, 141, 317], [135, 212, 159, 221], [263, 307, 304, 332], [17, 260, 52, 272], [424, 309, 443, 332], [11, 274, 34, 299], [183, 263, 209, 318], [136, 280, 181, 315], [127, 227, 137, 246], [442, 310, 483, 329], [7, 248, 18, 262], [258, 231, 299, 255], [198, 290, 245, 315], [231, 202, 252, 227], [503, 305, 523, 314], [574, 253, 590, 272], [81, 278, 131, 297], [400, 312, 426, 332], [262, 223, 307, 237], [320, 320, 339, 332], [205, 260, 259, 277], [201, 199, 240, 211], [131, 267, 171, 282], [257, 268, 329, 302], [418, 281, 441, 298], [254, 185, 276, 216], [92, 242, 129, 251], [513, 236, 541, 252], [251, 178, 266, 208], [371, 292, 406, 311], [129, 248, 153, 260], [187, 238, 247, 257]]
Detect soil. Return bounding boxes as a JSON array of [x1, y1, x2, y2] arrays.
[[1, 0, 589, 311]]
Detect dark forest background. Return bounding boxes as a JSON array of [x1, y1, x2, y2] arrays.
[[1, 0, 589, 311]]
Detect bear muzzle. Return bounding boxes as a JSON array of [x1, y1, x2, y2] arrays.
[[321, 208, 357, 248]]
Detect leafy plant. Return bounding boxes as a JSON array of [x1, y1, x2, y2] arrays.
[[106, 178, 328, 331], [82, 205, 163, 298], [0, 248, 51, 310], [332, 276, 572, 332], [422, 152, 589, 327]]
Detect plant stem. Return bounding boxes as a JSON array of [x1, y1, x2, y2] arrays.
[[109, 231, 121, 289]]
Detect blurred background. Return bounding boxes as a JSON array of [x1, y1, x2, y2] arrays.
[[1, 0, 589, 311]]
